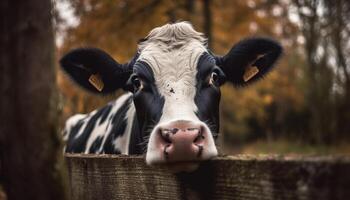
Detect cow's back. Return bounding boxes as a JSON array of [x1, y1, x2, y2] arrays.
[[63, 93, 135, 154]]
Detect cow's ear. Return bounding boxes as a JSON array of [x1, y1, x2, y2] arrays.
[[60, 48, 133, 94], [215, 38, 282, 86]]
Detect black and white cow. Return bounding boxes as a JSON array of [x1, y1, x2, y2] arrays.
[[60, 22, 282, 171]]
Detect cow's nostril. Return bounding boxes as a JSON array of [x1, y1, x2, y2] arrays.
[[160, 129, 172, 143], [193, 128, 205, 144], [172, 128, 179, 134]]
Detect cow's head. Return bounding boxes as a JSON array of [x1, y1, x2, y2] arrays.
[[60, 22, 282, 171]]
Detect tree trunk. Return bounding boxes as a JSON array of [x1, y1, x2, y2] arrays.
[[0, 0, 67, 200], [294, 0, 332, 144], [202, 0, 212, 49]]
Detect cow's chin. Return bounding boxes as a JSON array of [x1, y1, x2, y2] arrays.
[[145, 150, 218, 173], [145, 147, 218, 172]]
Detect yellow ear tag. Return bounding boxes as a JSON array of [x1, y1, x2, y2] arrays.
[[88, 74, 104, 91], [243, 66, 259, 82], [243, 54, 265, 82]]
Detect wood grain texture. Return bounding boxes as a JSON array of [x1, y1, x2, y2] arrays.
[[66, 154, 350, 200]]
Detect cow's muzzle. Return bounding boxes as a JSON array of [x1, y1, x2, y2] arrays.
[[146, 120, 218, 172]]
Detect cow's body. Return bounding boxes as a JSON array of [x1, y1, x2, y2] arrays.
[[63, 93, 139, 154], [61, 22, 282, 171]]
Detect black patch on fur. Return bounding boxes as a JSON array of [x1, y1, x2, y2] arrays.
[[194, 53, 222, 134], [126, 61, 165, 154], [134, 61, 155, 82], [88, 136, 103, 153], [128, 115, 143, 155], [98, 104, 113, 125], [66, 119, 85, 146], [65, 112, 101, 153]]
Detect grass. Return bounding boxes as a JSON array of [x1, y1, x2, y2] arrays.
[[222, 139, 350, 155]]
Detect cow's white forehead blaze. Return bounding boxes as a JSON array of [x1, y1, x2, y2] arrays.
[[137, 22, 207, 123], [136, 22, 218, 165]]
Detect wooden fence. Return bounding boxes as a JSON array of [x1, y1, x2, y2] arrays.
[[65, 154, 350, 200]]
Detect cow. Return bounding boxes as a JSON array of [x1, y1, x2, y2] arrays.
[[60, 22, 282, 172]]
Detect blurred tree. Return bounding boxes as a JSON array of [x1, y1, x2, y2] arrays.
[[203, 0, 213, 48], [293, 0, 350, 144], [325, 0, 350, 140], [0, 0, 67, 199]]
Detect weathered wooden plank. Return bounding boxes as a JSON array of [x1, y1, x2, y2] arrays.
[[65, 154, 350, 200]]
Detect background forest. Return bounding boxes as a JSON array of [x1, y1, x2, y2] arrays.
[[56, 0, 350, 154], [3, 0, 350, 199]]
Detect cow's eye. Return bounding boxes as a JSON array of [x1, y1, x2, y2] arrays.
[[132, 76, 142, 92], [210, 71, 220, 86], [209, 68, 225, 87], [211, 72, 219, 83]]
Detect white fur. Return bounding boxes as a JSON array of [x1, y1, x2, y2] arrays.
[[138, 22, 207, 123], [137, 22, 218, 164]]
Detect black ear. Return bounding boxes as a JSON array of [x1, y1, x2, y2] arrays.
[[215, 38, 282, 86], [60, 48, 134, 94]]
